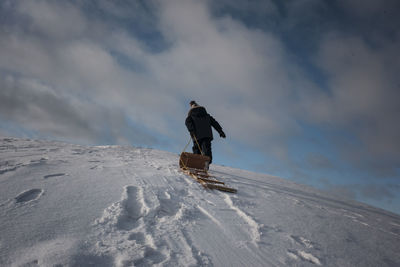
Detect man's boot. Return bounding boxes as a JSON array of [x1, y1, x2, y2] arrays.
[[204, 161, 209, 171]]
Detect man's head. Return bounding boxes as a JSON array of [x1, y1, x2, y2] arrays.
[[190, 100, 198, 107]]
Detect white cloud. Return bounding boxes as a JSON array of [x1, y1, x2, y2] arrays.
[[298, 32, 400, 175], [145, 0, 304, 151], [1, 0, 399, 178], [17, 0, 87, 39], [337, 0, 396, 17], [0, 0, 331, 155]]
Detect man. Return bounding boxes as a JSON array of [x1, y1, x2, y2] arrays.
[[185, 100, 226, 167]]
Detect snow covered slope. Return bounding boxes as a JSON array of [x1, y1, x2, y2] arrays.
[[0, 137, 399, 266]]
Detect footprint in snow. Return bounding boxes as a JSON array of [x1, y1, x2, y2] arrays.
[[72, 148, 86, 155], [116, 186, 147, 230], [20, 259, 39, 266], [287, 249, 322, 266], [0, 166, 18, 175], [128, 232, 146, 243], [43, 173, 65, 179], [29, 158, 48, 166], [156, 191, 182, 219], [390, 227, 400, 235], [15, 189, 43, 203], [290, 235, 315, 249], [131, 247, 166, 266]]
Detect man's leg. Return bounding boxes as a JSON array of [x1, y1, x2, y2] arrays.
[[201, 138, 212, 164]]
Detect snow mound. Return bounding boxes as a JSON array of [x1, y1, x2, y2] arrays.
[[0, 137, 399, 266]]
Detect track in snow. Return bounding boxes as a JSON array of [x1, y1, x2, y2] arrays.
[[1, 137, 399, 267]]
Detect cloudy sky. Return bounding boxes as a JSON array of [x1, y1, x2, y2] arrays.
[[1, 0, 399, 214]]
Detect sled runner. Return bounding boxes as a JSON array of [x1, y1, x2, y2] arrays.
[[179, 138, 237, 193]]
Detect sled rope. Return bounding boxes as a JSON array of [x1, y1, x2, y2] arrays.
[[181, 136, 192, 155], [180, 135, 203, 155], [193, 135, 204, 155]]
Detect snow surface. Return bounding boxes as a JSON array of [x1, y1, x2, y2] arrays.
[[0, 137, 399, 266]]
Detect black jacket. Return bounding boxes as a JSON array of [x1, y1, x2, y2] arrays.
[[185, 106, 223, 140]]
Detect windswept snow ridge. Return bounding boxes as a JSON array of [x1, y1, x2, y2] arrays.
[[0, 137, 400, 266], [223, 194, 261, 245]]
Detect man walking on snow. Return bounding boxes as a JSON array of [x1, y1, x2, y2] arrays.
[[185, 101, 226, 168]]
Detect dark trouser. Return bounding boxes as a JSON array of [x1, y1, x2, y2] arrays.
[[192, 137, 212, 164]]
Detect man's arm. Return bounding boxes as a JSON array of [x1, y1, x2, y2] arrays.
[[185, 116, 195, 137], [210, 116, 226, 138]]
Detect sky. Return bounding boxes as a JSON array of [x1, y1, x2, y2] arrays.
[[0, 0, 399, 214]]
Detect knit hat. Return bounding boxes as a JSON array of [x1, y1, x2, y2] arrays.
[[189, 100, 198, 106]]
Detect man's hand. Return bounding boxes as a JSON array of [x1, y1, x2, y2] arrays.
[[219, 131, 226, 138]]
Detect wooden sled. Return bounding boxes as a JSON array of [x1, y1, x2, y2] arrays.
[[179, 152, 210, 170], [179, 152, 237, 193]]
